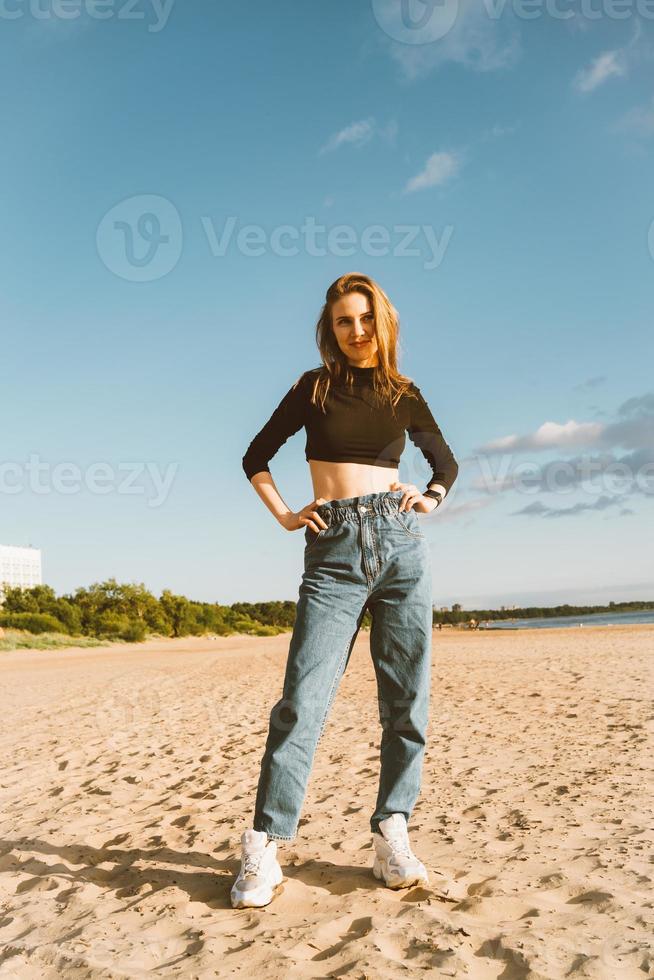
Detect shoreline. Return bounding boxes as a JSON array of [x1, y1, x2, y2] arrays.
[[1, 620, 652, 664]]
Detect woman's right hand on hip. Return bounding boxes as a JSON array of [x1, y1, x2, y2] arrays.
[[279, 499, 330, 533]]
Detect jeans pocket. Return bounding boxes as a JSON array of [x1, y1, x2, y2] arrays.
[[394, 508, 424, 538], [304, 524, 327, 550]]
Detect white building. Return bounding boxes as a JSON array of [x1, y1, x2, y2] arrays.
[[0, 545, 42, 597]]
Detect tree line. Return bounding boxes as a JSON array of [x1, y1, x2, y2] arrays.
[[1, 581, 651, 642], [0, 580, 297, 641], [433, 600, 653, 625]]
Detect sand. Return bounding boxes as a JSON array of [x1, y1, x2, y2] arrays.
[[0, 624, 652, 979]]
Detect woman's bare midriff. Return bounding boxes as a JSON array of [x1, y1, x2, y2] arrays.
[[308, 459, 400, 502]]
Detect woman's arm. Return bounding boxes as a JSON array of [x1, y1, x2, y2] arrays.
[[406, 384, 459, 499], [242, 373, 308, 525], [248, 470, 297, 527]]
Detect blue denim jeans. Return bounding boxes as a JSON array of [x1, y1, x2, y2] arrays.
[[252, 489, 433, 841]]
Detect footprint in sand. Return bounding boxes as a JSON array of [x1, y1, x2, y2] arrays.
[[566, 889, 615, 913]]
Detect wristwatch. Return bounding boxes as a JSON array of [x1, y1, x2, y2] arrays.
[[423, 488, 443, 505]]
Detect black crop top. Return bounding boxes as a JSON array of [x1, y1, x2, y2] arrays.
[[242, 365, 459, 497]]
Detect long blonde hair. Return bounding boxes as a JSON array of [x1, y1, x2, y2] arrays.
[[309, 272, 416, 415]]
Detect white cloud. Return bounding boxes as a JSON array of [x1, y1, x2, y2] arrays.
[[573, 49, 625, 93], [319, 117, 399, 155], [512, 495, 630, 519], [616, 95, 654, 137], [573, 24, 643, 96], [404, 151, 460, 194], [467, 393, 654, 518], [618, 393, 654, 418], [573, 375, 607, 392], [471, 447, 653, 494], [476, 392, 654, 457], [488, 122, 517, 138], [380, 118, 399, 145], [376, 0, 521, 81], [479, 419, 605, 454], [319, 119, 375, 155], [477, 122, 520, 144]]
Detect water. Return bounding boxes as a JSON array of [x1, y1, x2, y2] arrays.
[[481, 608, 654, 630]]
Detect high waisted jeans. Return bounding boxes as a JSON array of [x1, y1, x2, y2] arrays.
[[252, 489, 433, 841]]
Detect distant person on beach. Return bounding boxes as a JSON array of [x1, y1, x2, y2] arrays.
[[232, 272, 459, 908]]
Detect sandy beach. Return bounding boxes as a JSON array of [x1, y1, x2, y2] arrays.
[[0, 624, 652, 978]]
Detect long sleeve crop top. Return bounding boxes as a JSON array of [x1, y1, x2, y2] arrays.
[[242, 364, 459, 498]]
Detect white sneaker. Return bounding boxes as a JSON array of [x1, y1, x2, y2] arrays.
[[230, 829, 284, 909], [372, 813, 429, 889]]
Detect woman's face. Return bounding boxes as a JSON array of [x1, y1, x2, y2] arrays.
[[331, 291, 379, 367]]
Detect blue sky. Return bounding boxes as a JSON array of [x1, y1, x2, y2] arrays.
[[1, 1, 653, 608]]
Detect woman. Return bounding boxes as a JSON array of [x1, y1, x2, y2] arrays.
[[231, 272, 458, 909]]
